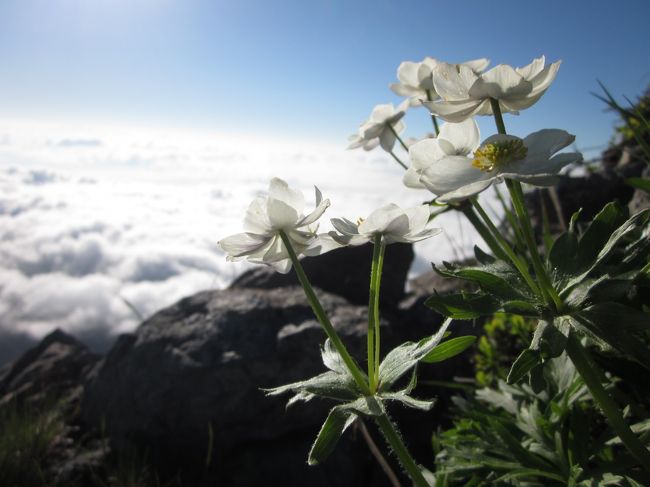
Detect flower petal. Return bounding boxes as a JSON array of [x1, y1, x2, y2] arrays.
[[438, 118, 480, 156], [243, 197, 271, 233], [218, 232, 271, 258], [268, 177, 304, 215], [463, 57, 490, 73], [471, 64, 531, 99], [436, 178, 495, 204], [423, 98, 484, 123], [303, 234, 343, 256], [516, 56, 545, 80], [403, 166, 426, 189], [267, 198, 299, 229], [331, 217, 360, 236], [420, 155, 491, 195], [297, 197, 330, 227], [396, 61, 420, 87], [523, 129, 575, 159], [432, 63, 476, 101], [379, 127, 397, 151], [409, 138, 446, 170]]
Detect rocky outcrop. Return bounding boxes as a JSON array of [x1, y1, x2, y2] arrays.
[[0, 328, 99, 409], [81, 286, 442, 486]]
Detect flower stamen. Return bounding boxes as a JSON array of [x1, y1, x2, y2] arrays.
[[472, 139, 528, 172]]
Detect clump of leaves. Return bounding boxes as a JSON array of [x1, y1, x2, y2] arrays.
[[426, 202, 650, 389], [474, 314, 535, 388], [432, 354, 650, 486]]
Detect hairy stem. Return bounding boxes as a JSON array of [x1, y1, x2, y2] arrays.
[[280, 231, 370, 395], [506, 179, 563, 311], [566, 334, 650, 469], [375, 413, 429, 487], [370, 236, 386, 389]]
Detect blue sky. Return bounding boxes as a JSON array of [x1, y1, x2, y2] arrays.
[[0, 0, 649, 154]]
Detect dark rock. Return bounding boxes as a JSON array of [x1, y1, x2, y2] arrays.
[[229, 242, 414, 309], [0, 328, 100, 408], [82, 287, 406, 486]]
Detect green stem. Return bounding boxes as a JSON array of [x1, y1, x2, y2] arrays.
[[425, 89, 440, 136], [460, 204, 509, 261], [489, 98, 563, 311], [471, 198, 541, 297], [388, 150, 408, 170], [375, 414, 429, 487], [371, 237, 386, 389], [566, 334, 650, 469], [506, 179, 563, 311], [489, 97, 507, 135], [279, 231, 371, 395], [388, 124, 409, 152]]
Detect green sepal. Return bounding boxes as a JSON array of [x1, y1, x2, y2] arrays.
[[625, 177, 650, 193]]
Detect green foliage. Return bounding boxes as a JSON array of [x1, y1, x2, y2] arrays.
[[474, 314, 534, 388], [432, 355, 650, 486], [427, 202, 650, 383], [0, 399, 64, 487]]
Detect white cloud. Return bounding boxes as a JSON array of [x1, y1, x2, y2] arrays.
[[0, 118, 479, 363]]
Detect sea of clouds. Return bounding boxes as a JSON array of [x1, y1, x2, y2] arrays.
[[0, 119, 483, 364]]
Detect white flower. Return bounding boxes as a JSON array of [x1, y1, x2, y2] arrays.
[[329, 204, 441, 246], [347, 102, 408, 151], [412, 129, 582, 204], [404, 118, 480, 189], [218, 178, 330, 273], [390, 57, 490, 107], [424, 56, 561, 122]]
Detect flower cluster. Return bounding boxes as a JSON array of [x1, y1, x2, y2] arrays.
[[219, 178, 440, 271]]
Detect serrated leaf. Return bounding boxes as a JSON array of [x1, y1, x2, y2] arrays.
[[378, 317, 453, 391], [507, 349, 541, 385], [422, 336, 476, 363], [308, 405, 356, 465], [425, 292, 499, 319]]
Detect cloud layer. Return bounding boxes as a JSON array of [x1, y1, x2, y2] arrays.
[[0, 119, 480, 364]]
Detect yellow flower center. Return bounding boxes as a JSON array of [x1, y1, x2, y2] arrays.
[[356, 217, 365, 226], [472, 139, 528, 172]]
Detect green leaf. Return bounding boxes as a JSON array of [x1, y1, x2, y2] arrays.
[[380, 391, 436, 411], [308, 405, 356, 465], [422, 336, 477, 363], [378, 318, 453, 391], [507, 349, 541, 385], [265, 370, 360, 403], [581, 303, 650, 333], [435, 260, 534, 301], [574, 202, 627, 272], [626, 177, 650, 193], [474, 245, 496, 265], [425, 293, 499, 319], [571, 311, 650, 371], [549, 231, 578, 278], [500, 300, 540, 316]]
